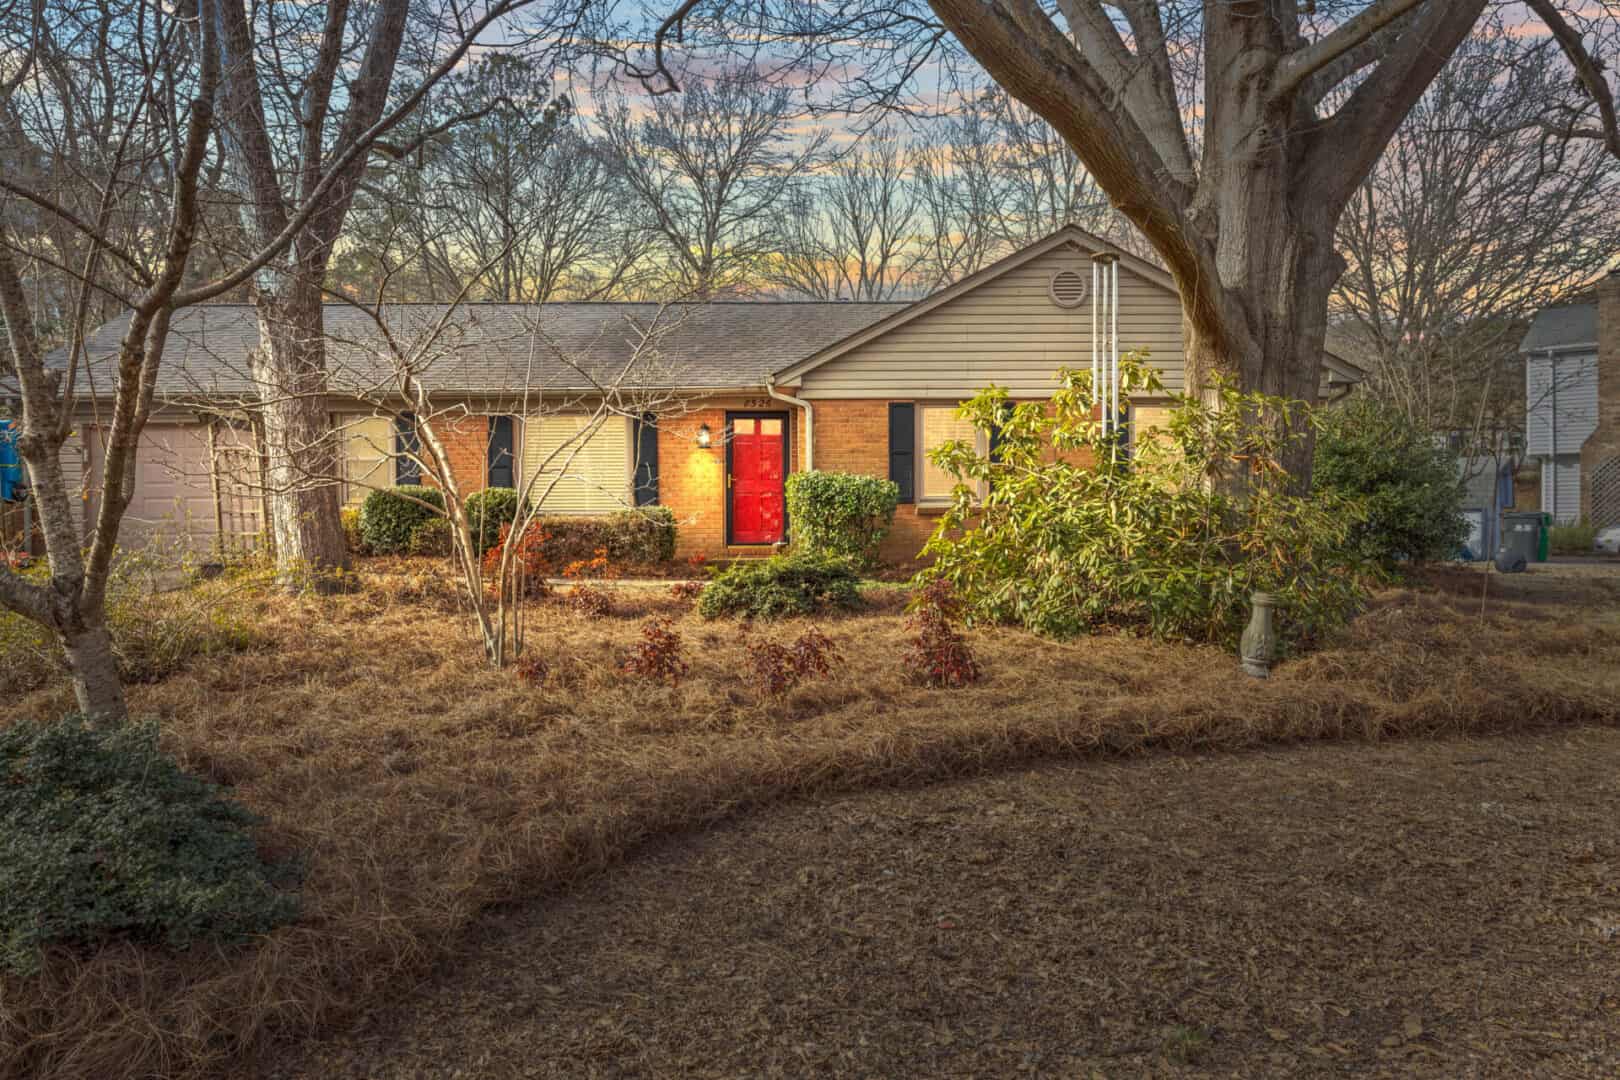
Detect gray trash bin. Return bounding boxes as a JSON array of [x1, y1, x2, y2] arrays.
[[1495, 512, 1541, 573]]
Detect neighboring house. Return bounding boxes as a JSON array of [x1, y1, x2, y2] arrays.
[[25, 226, 1364, 563], [1520, 268, 1620, 527]]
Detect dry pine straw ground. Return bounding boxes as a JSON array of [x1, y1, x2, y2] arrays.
[[263, 728, 1620, 1079], [3, 563, 1620, 1080]]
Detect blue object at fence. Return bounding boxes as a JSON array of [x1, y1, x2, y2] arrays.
[[0, 419, 20, 501]]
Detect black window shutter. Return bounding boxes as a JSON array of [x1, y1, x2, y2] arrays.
[[632, 413, 660, 506], [394, 413, 421, 486], [487, 416, 516, 489], [888, 402, 915, 504]]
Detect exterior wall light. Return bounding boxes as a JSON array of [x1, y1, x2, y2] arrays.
[[695, 423, 712, 449]]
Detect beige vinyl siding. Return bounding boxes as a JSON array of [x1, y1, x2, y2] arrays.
[[61, 422, 90, 535], [342, 415, 395, 506], [798, 244, 1186, 398], [521, 414, 631, 514]]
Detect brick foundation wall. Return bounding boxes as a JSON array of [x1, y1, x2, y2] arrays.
[[1581, 271, 1620, 527]]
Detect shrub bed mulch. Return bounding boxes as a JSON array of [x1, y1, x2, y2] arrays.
[[261, 727, 1620, 1078], [3, 566, 1619, 1080]]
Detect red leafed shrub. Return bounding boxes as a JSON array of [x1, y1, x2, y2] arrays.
[[745, 627, 840, 698], [482, 522, 553, 597], [565, 585, 612, 618], [904, 579, 982, 689], [686, 553, 708, 571], [561, 546, 618, 580], [670, 581, 704, 604], [513, 653, 549, 687], [621, 617, 690, 686]]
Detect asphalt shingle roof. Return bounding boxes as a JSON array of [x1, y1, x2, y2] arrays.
[[57, 301, 912, 398], [1519, 303, 1598, 353]]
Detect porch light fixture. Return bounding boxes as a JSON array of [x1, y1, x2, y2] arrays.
[[695, 423, 713, 449]]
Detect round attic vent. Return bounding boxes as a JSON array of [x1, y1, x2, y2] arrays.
[[1048, 268, 1089, 308]]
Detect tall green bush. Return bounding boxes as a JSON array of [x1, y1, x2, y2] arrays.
[[359, 485, 444, 554], [785, 470, 900, 566], [921, 355, 1372, 648], [463, 488, 521, 555], [1313, 398, 1467, 569], [1, 715, 300, 975]]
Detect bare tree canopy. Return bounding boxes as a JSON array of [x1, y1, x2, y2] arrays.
[[619, 0, 1620, 479], [1335, 21, 1620, 460], [599, 68, 827, 298]]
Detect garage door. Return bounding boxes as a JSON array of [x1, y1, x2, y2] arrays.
[[86, 421, 263, 557]]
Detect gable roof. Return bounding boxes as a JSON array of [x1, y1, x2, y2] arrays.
[[1520, 303, 1598, 353], [774, 223, 1363, 386], [50, 300, 911, 399], [771, 225, 1177, 385]]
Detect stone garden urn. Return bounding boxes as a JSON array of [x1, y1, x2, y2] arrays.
[[1240, 592, 1277, 678]]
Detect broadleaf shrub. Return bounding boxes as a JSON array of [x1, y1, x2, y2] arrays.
[[697, 553, 863, 620], [621, 617, 690, 686], [464, 488, 522, 555], [921, 354, 1373, 649], [565, 585, 612, 617], [670, 580, 704, 604], [479, 508, 677, 579], [785, 470, 900, 566], [0, 715, 300, 976], [1313, 397, 1467, 569], [903, 579, 982, 688], [359, 486, 445, 554], [745, 627, 840, 697]]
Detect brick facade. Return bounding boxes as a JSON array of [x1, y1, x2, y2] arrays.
[[1580, 271, 1620, 527], [431, 414, 489, 496], [810, 399, 936, 565], [655, 396, 802, 559]]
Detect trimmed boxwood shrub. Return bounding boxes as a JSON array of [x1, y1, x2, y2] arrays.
[[1, 715, 300, 976], [698, 552, 864, 619], [408, 517, 453, 556], [359, 485, 444, 554], [464, 488, 521, 555], [785, 470, 900, 566]]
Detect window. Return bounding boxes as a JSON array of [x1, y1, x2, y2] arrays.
[[918, 404, 983, 501], [394, 413, 421, 486], [342, 415, 394, 506], [521, 414, 631, 514]]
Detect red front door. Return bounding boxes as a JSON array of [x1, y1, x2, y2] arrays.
[[729, 414, 786, 544]]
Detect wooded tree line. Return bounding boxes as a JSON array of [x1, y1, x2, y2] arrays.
[[2, 0, 1618, 721]]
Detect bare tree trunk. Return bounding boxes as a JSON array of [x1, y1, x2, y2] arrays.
[[252, 292, 351, 587], [61, 623, 127, 719], [1178, 221, 1342, 486]]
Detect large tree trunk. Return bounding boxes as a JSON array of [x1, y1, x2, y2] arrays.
[[1175, 219, 1345, 488], [61, 622, 128, 720], [251, 288, 351, 589]]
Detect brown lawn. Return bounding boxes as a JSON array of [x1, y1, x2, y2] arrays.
[[260, 728, 1620, 1079], [2, 560, 1619, 1079]]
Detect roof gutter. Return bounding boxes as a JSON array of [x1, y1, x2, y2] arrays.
[[764, 375, 812, 471]]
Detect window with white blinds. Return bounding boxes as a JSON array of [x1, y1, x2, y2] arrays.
[[918, 404, 981, 500], [521, 414, 631, 514], [342, 415, 395, 506]]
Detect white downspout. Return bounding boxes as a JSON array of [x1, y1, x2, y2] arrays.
[[765, 375, 813, 472]]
